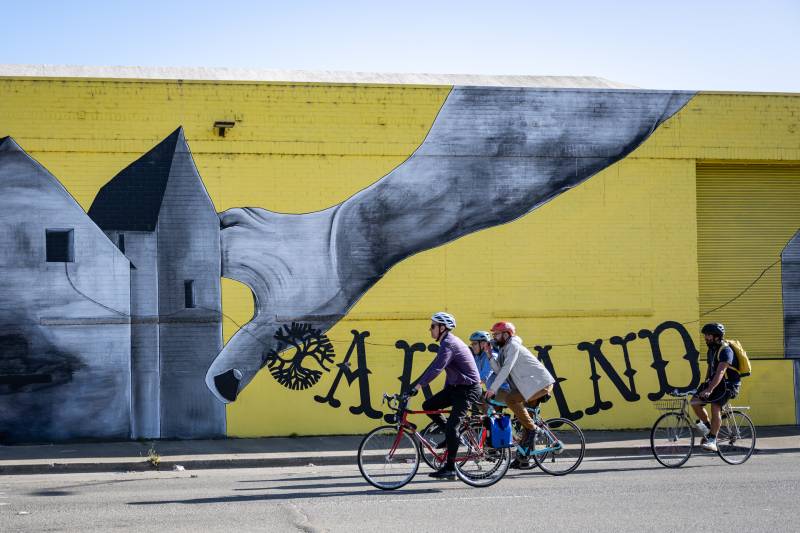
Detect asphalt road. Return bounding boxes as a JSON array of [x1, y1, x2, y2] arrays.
[[2, 452, 798, 532]]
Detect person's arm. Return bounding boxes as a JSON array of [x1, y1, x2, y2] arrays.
[[701, 362, 729, 398], [701, 347, 733, 398], [489, 344, 520, 395], [414, 343, 452, 390]]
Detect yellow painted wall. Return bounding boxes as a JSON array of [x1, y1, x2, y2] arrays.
[[697, 164, 800, 356], [1, 79, 798, 432]]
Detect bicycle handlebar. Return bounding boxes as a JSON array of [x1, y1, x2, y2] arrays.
[[382, 390, 416, 412]]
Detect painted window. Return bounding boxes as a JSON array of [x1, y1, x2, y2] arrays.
[[45, 229, 74, 262], [184, 280, 195, 309]]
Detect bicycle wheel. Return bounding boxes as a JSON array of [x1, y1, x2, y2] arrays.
[[454, 422, 511, 488], [650, 412, 694, 468], [717, 410, 756, 465], [357, 425, 420, 490], [532, 418, 585, 475]]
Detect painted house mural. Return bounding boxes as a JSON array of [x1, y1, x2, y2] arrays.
[[88, 128, 225, 439], [0, 71, 798, 442], [0, 136, 131, 442]]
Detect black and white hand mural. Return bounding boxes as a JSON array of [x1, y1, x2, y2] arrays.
[[207, 87, 695, 403], [1, 87, 712, 442]]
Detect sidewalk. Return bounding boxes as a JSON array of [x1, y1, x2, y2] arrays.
[[1, 426, 798, 475]]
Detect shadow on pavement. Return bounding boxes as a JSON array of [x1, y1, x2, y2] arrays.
[[128, 487, 442, 505], [237, 474, 364, 484]]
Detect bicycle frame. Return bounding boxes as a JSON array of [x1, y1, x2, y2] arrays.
[[485, 399, 562, 457], [384, 396, 488, 465]]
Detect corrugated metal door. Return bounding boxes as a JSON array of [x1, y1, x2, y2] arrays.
[[696, 164, 800, 357]]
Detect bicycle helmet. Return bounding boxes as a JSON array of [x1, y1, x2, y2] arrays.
[[701, 323, 725, 337], [469, 331, 491, 343], [491, 321, 516, 336], [431, 312, 456, 330]]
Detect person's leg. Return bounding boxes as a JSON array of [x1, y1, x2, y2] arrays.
[[691, 399, 710, 425], [709, 402, 723, 437], [505, 390, 535, 430], [422, 387, 453, 431], [443, 387, 474, 469], [525, 384, 554, 408]]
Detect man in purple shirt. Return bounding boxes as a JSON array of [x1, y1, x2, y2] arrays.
[[412, 312, 482, 479]]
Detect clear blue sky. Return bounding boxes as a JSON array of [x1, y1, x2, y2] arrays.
[[2, 0, 799, 91]]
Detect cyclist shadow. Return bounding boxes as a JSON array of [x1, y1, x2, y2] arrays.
[[128, 487, 441, 506], [238, 477, 448, 491]]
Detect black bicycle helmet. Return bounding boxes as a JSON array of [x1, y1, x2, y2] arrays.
[[701, 322, 725, 337]]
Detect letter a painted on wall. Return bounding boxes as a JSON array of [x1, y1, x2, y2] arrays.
[[314, 330, 383, 419]]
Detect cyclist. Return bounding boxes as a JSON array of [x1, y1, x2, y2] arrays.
[[411, 312, 482, 480], [468, 331, 510, 398], [691, 322, 741, 452], [485, 321, 555, 467]]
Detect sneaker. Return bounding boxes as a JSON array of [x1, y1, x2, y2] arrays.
[[520, 428, 535, 446], [509, 457, 531, 469], [700, 437, 718, 452], [428, 467, 456, 480]]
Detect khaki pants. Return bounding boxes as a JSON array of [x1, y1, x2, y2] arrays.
[[496, 384, 553, 430]]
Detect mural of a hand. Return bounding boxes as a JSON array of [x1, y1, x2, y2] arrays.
[[205, 87, 694, 403]]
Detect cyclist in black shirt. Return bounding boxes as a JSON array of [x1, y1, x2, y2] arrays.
[[691, 323, 741, 452]]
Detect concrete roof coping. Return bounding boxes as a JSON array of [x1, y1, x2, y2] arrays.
[[0, 63, 638, 89]]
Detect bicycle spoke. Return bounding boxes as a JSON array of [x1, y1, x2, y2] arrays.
[[358, 426, 420, 490], [650, 412, 694, 468], [454, 422, 510, 487], [532, 418, 585, 475], [717, 410, 756, 465]]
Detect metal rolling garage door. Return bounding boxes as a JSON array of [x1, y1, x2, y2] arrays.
[[696, 163, 800, 358]]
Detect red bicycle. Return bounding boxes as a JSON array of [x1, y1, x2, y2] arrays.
[[357, 391, 511, 490]]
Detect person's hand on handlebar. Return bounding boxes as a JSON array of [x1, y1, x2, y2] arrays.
[[484, 389, 495, 400]]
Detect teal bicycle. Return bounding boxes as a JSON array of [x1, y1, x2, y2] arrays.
[[419, 398, 585, 475]]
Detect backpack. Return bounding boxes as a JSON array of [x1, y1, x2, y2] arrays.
[[717, 339, 752, 378]]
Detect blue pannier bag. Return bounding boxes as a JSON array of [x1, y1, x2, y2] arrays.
[[489, 414, 513, 448]]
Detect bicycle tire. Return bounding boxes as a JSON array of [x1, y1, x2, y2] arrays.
[[357, 425, 420, 490], [532, 418, 585, 475], [717, 410, 756, 465], [650, 412, 694, 468], [454, 435, 511, 488]]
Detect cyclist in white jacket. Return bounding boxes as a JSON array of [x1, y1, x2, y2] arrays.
[[485, 321, 555, 456]]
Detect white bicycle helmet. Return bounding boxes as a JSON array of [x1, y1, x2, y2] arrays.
[[431, 312, 456, 330]]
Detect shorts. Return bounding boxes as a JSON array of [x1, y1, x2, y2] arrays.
[[695, 381, 740, 405]]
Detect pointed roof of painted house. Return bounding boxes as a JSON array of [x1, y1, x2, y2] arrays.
[[1, 135, 76, 202], [88, 127, 213, 232], [0, 135, 128, 260], [1, 136, 18, 150]]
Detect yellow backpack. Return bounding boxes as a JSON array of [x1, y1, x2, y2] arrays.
[[718, 339, 752, 378]]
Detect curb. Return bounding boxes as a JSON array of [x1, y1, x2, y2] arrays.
[[2, 446, 797, 476]]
